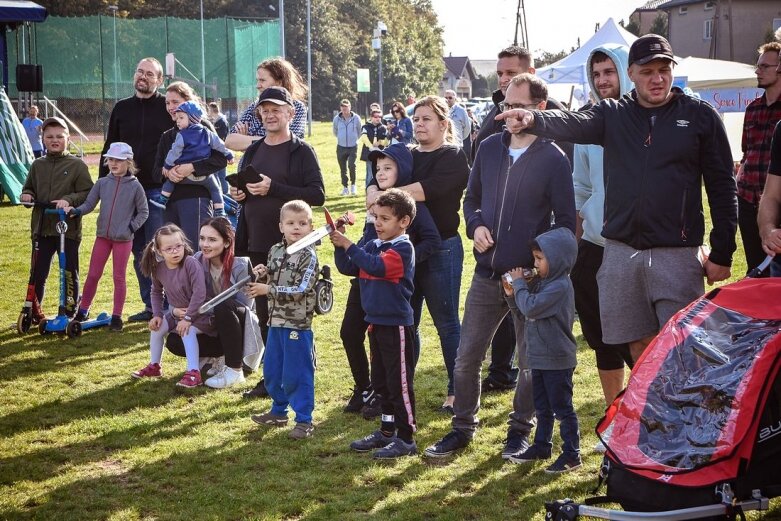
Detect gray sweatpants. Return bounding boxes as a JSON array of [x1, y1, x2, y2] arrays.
[[452, 273, 534, 437]]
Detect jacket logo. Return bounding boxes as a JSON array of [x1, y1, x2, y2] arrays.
[[759, 419, 781, 443], [676, 120, 689, 127], [289, 330, 299, 340]]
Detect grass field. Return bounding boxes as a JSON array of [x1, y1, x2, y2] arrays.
[[0, 122, 778, 520]]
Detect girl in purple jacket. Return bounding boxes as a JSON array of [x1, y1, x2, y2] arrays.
[[132, 224, 216, 388]]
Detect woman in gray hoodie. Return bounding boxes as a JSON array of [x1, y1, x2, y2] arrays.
[[67, 142, 149, 331]]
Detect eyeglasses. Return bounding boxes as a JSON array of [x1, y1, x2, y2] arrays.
[[499, 101, 540, 112], [756, 64, 779, 71], [135, 69, 159, 79], [161, 244, 184, 254]]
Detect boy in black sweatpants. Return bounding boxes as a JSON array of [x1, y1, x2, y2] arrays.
[[331, 188, 418, 459]]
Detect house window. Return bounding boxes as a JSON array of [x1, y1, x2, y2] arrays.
[[704, 1, 715, 10], [704, 19, 713, 39], [679, 6, 688, 14]]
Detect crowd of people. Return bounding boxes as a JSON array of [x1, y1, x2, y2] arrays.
[[17, 31, 781, 472]]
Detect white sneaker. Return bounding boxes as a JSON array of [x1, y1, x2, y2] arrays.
[[350, 184, 357, 195], [205, 366, 246, 389], [340, 187, 349, 196], [206, 355, 225, 376]]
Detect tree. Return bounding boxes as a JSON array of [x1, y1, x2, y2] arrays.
[[649, 14, 668, 38], [535, 49, 568, 68], [624, 20, 641, 36]]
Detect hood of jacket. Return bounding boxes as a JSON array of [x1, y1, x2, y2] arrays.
[[587, 44, 633, 102], [368, 143, 413, 184], [535, 227, 577, 281]]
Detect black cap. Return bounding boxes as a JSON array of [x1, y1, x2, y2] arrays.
[[41, 116, 68, 132], [628, 34, 677, 66], [257, 86, 294, 107]]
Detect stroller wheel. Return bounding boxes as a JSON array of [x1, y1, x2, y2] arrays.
[[314, 280, 333, 315], [17, 311, 32, 334], [66, 320, 82, 339], [38, 319, 50, 335]]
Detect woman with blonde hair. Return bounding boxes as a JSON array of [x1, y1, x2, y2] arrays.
[[225, 57, 308, 151]]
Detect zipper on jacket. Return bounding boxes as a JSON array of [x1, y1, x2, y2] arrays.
[[105, 175, 122, 238], [490, 155, 514, 271], [679, 187, 688, 241]]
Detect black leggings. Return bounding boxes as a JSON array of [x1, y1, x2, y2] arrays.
[[33, 236, 80, 316], [340, 280, 371, 390], [166, 300, 248, 369]]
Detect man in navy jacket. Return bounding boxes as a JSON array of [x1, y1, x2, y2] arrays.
[[424, 73, 575, 459]]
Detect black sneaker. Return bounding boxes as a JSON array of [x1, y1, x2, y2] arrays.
[[128, 310, 153, 322], [109, 316, 124, 332], [344, 387, 374, 413], [501, 430, 530, 460], [545, 453, 582, 474], [73, 309, 89, 322], [481, 375, 516, 393], [350, 430, 395, 452], [507, 443, 552, 464], [361, 392, 381, 419], [423, 430, 471, 458], [243, 379, 269, 399], [373, 438, 417, 459]]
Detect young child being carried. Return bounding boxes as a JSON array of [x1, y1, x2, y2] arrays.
[[19, 117, 93, 320], [66, 142, 149, 331], [331, 188, 419, 459], [248, 200, 320, 440], [132, 224, 216, 388], [149, 101, 233, 216], [338, 143, 440, 419], [504, 227, 582, 474]]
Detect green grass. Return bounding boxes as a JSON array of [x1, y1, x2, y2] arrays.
[[0, 122, 778, 520]]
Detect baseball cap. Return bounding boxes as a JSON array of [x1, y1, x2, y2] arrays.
[[41, 116, 68, 132], [258, 86, 294, 107], [628, 34, 677, 66], [174, 101, 204, 125], [104, 142, 134, 160]]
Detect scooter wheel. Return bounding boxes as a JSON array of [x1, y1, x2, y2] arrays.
[[17, 312, 32, 334], [38, 319, 49, 335], [314, 280, 333, 315], [66, 320, 82, 338]]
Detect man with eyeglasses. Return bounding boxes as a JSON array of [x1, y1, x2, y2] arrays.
[[444, 90, 471, 159], [424, 73, 575, 459], [497, 34, 737, 364], [736, 41, 781, 274], [100, 57, 172, 322]]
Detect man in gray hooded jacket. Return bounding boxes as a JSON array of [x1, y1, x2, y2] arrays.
[[570, 45, 634, 416]]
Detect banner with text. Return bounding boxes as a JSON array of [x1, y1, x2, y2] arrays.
[[695, 88, 763, 113]]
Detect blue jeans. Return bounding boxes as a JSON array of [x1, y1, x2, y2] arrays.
[[411, 234, 463, 396], [264, 327, 315, 424], [163, 196, 213, 248], [131, 188, 164, 310], [532, 368, 579, 458], [214, 167, 229, 194]]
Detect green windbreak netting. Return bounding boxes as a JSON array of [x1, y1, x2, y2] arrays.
[[6, 16, 279, 132]]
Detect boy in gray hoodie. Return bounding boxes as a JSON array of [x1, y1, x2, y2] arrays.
[[504, 227, 581, 473]]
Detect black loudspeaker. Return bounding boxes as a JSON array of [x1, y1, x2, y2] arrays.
[[16, 64, 43, 92]]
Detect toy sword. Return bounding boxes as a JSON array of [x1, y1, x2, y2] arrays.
[[198, 273, 254, 315], [286, 208, 355, 255]]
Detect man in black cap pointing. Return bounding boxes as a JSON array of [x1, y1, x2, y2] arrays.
[[495, 34, 737, 362]]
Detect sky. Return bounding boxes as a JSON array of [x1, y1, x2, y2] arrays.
[[430, 0, 646, 60]]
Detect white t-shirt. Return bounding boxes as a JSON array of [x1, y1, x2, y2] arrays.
[[508, 146, 529, 164]]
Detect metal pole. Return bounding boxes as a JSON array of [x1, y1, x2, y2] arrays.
[[306, 0, 312, 137], [200, 0, 207, 100], [279, 0, 285, 58], [98, 15, 107, 137], [109, 5, 118, 102], [378, 44, 383, 109]]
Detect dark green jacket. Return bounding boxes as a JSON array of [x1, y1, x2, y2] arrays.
[[22, 152, 93, 240]]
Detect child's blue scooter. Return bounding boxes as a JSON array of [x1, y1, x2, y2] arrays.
[[38, 208, 111, 338]]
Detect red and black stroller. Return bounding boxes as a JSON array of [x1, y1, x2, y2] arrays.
[[547, 273, 781, 520]]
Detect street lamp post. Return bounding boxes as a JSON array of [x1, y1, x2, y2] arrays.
[[108, 5, 118, 102], [372, 21, 387, 109], [306, 0, 312, 136]]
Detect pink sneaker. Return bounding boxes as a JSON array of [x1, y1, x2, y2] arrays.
[[176, 369, 203, 388], [132, 363, 162, 379]]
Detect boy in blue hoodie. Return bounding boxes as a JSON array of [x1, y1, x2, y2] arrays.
[[505, 227, 581, 473], [331, 188, 419, 459], [338, 143, 440, 418]]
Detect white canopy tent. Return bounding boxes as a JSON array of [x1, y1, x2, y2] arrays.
[[674, 56, 756, 89], [536, 18, 638, 86]]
